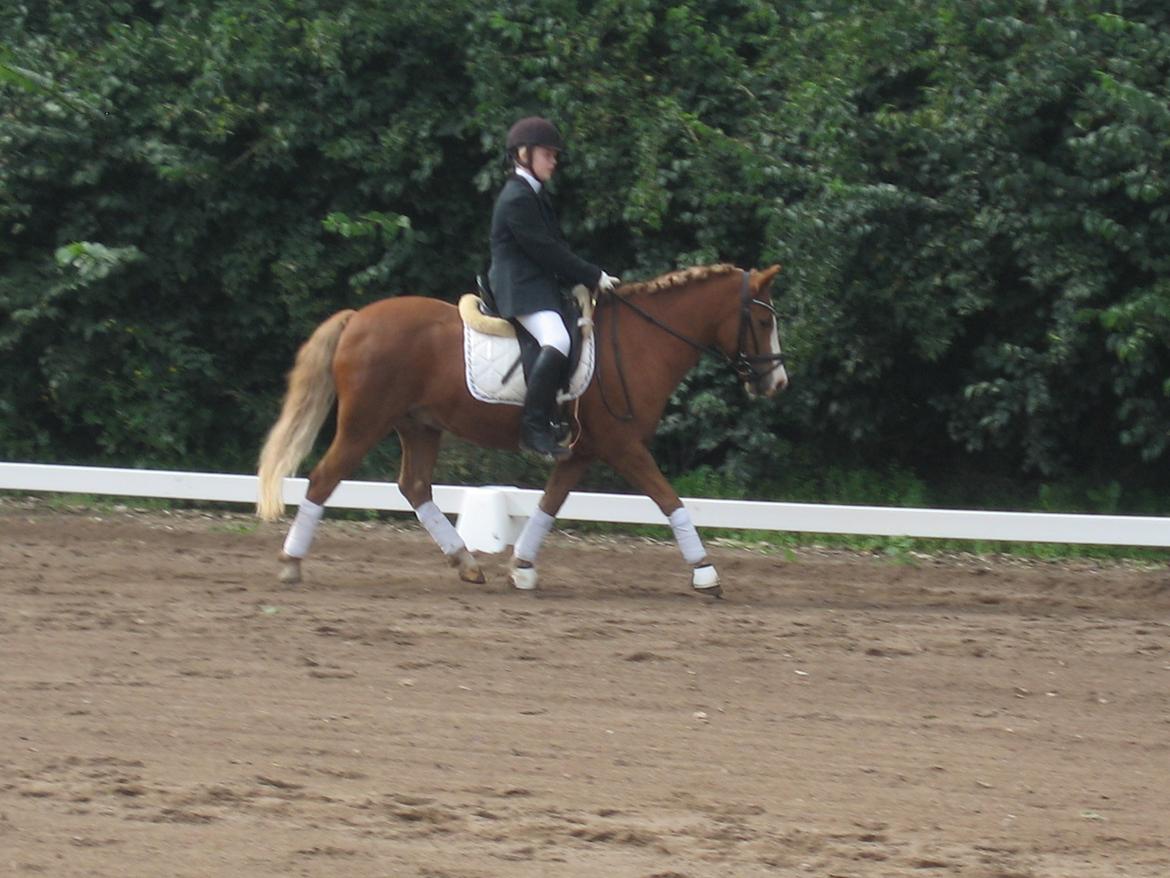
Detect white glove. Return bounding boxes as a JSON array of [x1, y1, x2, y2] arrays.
[[598, 271, 620, 293]]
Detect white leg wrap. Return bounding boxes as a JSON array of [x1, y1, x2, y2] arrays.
[[415, 501, 466, 556], [514, 508, 555, 563], [283, 499, 324, 559], [669, 507, 707, 565]]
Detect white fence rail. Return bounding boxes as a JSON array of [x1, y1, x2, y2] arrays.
[[1, 462, 1167, 553]]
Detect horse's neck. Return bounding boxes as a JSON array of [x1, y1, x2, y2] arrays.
[[623, 280, 734, 376], [643, 279, 732, 347]]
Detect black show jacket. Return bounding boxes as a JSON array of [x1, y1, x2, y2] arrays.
[[487, 175, 602, 318]]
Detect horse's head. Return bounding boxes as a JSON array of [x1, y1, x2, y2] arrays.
[[717, 264, 788, 398]]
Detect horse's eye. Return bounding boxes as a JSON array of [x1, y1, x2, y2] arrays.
[[757, 318, 772, 329]]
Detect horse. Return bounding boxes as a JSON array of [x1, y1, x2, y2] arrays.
[[256, 262, 787, 596]]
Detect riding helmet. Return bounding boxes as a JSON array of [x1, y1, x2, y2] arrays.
[[506, 116, 565, 153]]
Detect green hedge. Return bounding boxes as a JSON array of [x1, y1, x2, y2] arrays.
[[3, 1, 1168, 511]]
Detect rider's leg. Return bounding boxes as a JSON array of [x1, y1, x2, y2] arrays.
[[515, 311, 572, 461], [515, 310, 570, 358]]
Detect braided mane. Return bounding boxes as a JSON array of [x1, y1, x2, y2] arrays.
[[615, 263, 739, 298]]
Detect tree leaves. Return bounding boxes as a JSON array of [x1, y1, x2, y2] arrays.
[[1, 1, 1168, 505]]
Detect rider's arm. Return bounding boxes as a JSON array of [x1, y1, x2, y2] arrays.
[[502, 192, 602, 289]]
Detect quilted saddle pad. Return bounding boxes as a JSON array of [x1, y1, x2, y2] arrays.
[[463, 324, 595, 406]]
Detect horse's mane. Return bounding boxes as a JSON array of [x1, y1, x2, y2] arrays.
[[615, 263, 739, 298]]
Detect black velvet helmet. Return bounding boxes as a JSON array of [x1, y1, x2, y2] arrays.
[[506, 116, 565, 154]]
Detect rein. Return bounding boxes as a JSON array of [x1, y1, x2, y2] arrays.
[[596, 270, 786, 422]]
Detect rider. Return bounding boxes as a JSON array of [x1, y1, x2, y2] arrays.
[[488, 116, 620, 461]]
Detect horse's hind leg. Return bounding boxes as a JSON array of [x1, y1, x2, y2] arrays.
[[278, 410, 391, 584], [397, 422, 484, 584]]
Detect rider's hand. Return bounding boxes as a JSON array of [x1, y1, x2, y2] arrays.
[[598, 271, 620, 293]]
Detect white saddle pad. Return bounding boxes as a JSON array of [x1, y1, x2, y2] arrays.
[[463, 324, 595, 406]]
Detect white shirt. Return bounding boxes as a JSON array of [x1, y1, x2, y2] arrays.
[[515, 165, 542, 193]]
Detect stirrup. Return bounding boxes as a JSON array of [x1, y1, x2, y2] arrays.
[[520, 424, 572, 461], [553, 418, 571, 446]]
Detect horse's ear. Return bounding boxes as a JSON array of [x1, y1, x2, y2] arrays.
[[753, 264, 782, 290]]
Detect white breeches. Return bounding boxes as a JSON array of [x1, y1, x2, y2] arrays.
[[516, 310, 570, 356]]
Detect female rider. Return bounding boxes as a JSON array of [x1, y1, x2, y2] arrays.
[[487, 116, 620, 460]]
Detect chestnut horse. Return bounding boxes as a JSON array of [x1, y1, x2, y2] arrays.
[[257, 263, 786, 596]]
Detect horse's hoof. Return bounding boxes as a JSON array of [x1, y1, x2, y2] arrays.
[[692, 564, 721, 598], [510, 563, 538, 591], [449, 549, 486, 584], [278, 553, 302, 585]]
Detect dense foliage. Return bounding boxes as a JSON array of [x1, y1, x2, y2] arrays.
[[3, 0, 1168, 510]]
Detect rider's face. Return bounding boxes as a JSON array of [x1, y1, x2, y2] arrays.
[[530, 145, 559, 183]]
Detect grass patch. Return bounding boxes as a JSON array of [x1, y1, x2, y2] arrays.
[[31, 492, 189, 514], [561, 518, 1170, 566], [208, 519, 261, 535]]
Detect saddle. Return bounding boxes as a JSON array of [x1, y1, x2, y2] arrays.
[[459, 278, 595, 405]]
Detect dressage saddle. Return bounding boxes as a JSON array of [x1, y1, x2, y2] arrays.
[[474, 274, 586, 391]]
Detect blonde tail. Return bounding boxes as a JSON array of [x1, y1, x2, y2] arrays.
[[256, 309, 356, 521]]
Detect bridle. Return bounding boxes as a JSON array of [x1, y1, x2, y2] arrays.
[[597, 270, 786, 421], [730, 270, 788, 385]]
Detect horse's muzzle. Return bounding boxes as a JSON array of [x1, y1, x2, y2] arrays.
[[745, 365, 788, 398]]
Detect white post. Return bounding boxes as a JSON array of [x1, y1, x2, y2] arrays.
[[455, 487, 523, 553]]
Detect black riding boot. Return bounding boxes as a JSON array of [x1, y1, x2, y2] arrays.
[[520, 346, 572, 462]]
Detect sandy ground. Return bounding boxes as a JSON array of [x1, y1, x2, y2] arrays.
[[1, 497, 1169, 877]]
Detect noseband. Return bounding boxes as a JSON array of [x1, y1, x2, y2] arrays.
[[598, 270, 786, 420]]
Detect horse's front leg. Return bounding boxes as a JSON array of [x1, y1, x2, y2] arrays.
[[398, 423, 484, 584], [602, 443, 721, 597], [509, 454, 592, 590]]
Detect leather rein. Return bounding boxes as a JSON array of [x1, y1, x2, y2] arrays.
[[597, 270, 786, 422]]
